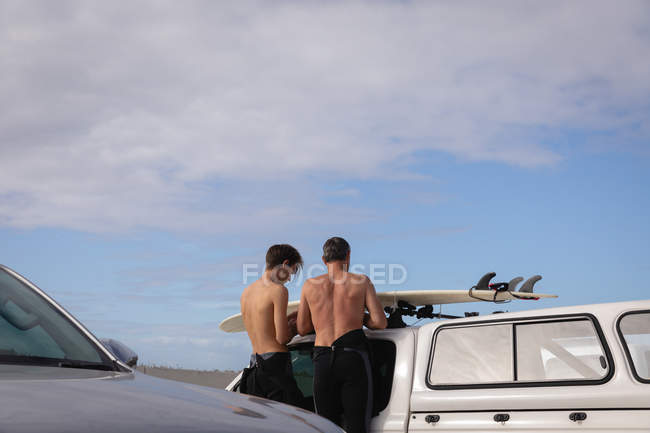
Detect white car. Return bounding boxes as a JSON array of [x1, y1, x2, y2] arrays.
[[228, 299, 650, 432]]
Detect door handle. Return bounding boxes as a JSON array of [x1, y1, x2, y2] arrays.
[[569, 412, 587, 422], [425, 414, 440, 424], [494, 413, 510, 423]]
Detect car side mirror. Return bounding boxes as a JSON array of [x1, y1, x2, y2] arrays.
[[100, 338, 138, 367]]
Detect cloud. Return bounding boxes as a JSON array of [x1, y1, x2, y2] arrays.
[[325, 188, 361, 198], [1, 1, 648, 232]]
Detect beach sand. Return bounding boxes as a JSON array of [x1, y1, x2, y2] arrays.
[[136, 365, 239, 389]]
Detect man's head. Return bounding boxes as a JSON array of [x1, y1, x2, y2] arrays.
[[322, 236, 351, 265], [265, 244, 303, 283]]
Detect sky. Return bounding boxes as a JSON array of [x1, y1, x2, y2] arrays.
[[1, 0, 649, 370]]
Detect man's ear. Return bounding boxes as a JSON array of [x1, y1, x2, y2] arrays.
[[346, 251, 351, 263], [282, 259, 290, 267], [322, 256, 327, 265]]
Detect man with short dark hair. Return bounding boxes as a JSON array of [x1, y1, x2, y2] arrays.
[[239, 244, 305, 406], [297, 237, 387, 433]]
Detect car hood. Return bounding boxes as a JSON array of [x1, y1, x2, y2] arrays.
[[0, 365, 340, 433]]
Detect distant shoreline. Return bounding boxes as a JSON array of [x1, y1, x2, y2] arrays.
[[136, 365, 239, 389]]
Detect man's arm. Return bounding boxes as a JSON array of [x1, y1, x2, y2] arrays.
[[364, 277, 387, 330], [296, 282, 314, 336], [273, 286, 292, 345]]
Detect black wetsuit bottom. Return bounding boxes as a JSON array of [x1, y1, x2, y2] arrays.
[[312, 329, 373, 433], [239, 352, 305, 408]]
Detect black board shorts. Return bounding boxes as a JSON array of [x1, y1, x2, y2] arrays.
[[312, 329, 373, 433], [239, 351, 305, 408]]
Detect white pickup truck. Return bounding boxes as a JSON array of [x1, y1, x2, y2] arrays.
[[227, 300, 650, 432]]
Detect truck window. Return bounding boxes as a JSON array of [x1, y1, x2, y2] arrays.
[[516, 319, 609, 382], [428, 315, 612, 388], [618, 311, 650, 383], [429, 324, 513, 385]]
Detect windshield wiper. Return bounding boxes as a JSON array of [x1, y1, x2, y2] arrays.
[[58, 360, 115, 371], [0, 355, 115, 371]]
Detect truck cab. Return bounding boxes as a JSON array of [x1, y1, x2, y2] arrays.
[[228, 300, 650, 432]]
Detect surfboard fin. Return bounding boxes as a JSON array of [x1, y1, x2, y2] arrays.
[[476, 272, 496, 291], [469, 272, 511, 303], [508, 277, 524, 292], [519, 275, 542, 293]]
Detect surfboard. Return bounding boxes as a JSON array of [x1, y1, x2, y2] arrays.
[[218, 289, 558, 333]]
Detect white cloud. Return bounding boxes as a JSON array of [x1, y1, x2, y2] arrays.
[[1, 0, 648, 232]]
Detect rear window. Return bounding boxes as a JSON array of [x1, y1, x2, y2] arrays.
[[618, 311, 650, 383], [429, 324, 513, 385], [516, 319, 608, 382], [428, 316, 612, 388]]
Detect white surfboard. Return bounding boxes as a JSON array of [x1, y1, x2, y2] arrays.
[[218, 289, 557, 333]]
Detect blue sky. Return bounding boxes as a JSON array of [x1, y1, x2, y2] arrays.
[[1, 1, 649, 369]]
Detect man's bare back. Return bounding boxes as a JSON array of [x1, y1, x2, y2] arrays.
[[298, 236, 386, 432], [241, 277, 294, 354], [238, 244, 305, 406], [297, 269, 386, 346]]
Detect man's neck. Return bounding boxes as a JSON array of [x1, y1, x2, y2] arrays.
[[326, 261, 348, 279], [262, 269, 285, 285]]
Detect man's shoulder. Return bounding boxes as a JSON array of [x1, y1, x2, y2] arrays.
[[268, 280, 288, 293], [241, 280, 257, 297], [249, 278, 287, 295], [347, 272, 371, 284], [305, 274, 329, 284], [263, 281, 288, 305], [303, 274, 328, 290]]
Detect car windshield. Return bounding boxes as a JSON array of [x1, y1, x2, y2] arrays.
[[0, 268, 113, 370]]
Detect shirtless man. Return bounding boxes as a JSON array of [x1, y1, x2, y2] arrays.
[[239, 244, 304, 407], [297, 237, 387, 433]]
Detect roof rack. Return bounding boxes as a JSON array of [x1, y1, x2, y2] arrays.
[[384, 272, 548, 329]]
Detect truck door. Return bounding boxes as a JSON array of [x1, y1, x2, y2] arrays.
[[408, 314, 650, 432]]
